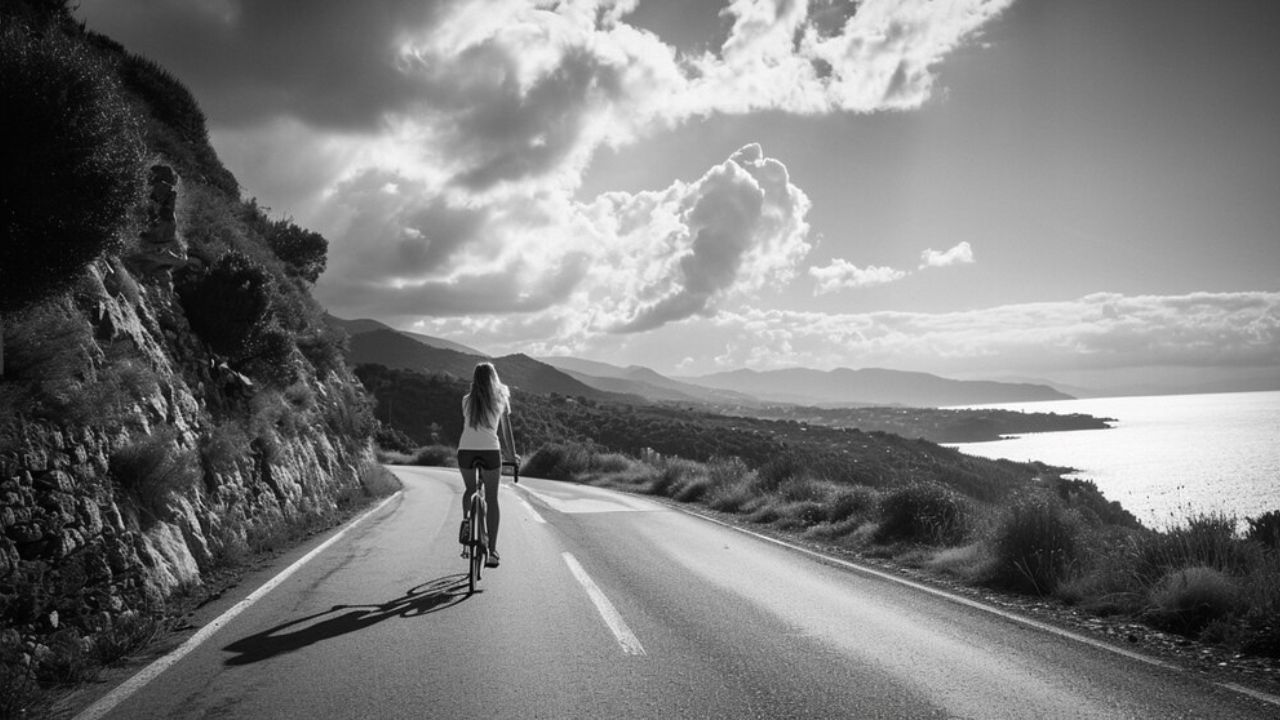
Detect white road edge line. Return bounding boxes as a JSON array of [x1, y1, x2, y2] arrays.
[[561, 552, 645, 656], [510, 485, 546, 524], [73, 491, 403, 720], [679, 507, 1280, 710]]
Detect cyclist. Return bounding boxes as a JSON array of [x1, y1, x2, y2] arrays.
[[457, 362, 517, 568]]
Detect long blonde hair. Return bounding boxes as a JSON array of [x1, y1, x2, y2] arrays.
[[465, 362, 509, 430]]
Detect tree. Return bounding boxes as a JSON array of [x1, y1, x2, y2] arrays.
[[0, 20, 147, 376], [267, 219, 328, 284], [177, 252, 274, 359]]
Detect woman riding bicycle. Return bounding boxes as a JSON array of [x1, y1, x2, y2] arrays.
[[457, 362, 517, 567]]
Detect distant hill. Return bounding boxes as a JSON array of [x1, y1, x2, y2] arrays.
[[347, 330, 634, 403], [540, 356, 757, 405], [680, 367, 1072, 407], [324, 314, 483, 355]]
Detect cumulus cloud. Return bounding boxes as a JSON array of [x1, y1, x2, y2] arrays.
[[80, 0, 1012, 334], [810, 259, 907, 293], [314, 143, 811, 335], [598, 144, 812, 332], [920, 240, 975, 268]]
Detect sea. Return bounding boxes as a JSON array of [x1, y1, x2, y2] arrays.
[[948, 390, 1280, 530]]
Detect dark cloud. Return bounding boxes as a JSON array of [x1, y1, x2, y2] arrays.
[[449, 46, 624, 191], [80, 0, 445, 130], [321, 168, 489, 283]]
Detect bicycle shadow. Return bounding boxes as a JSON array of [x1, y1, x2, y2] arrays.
[[222, 573, 470, 666]]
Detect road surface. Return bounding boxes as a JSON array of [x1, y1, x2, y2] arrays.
[[72, 466, 1279, 719]]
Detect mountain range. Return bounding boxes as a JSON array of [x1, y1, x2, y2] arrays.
[[329, 315, 1074, 407], [676, 366, 1072, 406]]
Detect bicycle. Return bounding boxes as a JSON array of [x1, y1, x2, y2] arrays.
[[461, 457, 520, 594]]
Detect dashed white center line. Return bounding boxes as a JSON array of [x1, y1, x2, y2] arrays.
[[561, 552, 646, 656]]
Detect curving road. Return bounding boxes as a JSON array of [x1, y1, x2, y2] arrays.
[[72, 466, 1279, 719]]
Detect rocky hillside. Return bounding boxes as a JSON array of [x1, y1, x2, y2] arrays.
[[0, 3, 387, 696]]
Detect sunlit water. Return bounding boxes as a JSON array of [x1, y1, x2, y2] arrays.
[[949, 391, 1280, 529]]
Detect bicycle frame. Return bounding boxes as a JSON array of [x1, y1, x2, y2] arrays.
[[464, 454, 518, 594]]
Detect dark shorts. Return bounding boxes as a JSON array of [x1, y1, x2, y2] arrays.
[[457, 449, 501, 471]]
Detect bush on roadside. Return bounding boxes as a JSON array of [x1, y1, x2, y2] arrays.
[[1146, 566, 1238, 635], [413, 445, 456, 467], [703, 457, 756, 513], [988, 496, 1083, 595], [875, 482, 970, 546], [1246, 510, 1280, 550], [827, 485, 879, 524], [647, 457, 705, 498], [1132, 512, 1256, 582], [522, 443, 592, 481]]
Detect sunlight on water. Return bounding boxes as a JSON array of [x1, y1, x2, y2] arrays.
[[949, 391, 1280, 529]]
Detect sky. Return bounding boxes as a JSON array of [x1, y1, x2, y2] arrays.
[[79, 0, 1280, 392]]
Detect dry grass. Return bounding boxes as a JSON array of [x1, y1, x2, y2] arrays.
[[548, 441, 1280, 659]]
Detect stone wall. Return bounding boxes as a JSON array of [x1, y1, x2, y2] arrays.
[[0, 169, 377, 665]]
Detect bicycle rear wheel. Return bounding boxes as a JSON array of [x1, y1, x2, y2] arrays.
[[468, 496, 485, 593]]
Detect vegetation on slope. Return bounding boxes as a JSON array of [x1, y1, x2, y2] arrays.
[[0, 3, 392, 713]]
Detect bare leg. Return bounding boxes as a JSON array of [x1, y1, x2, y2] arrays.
[[460, 466, 478, 516], [480, 466, 500, 550]]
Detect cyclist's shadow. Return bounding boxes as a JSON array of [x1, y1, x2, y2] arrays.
[[222, 574, 469, 666]]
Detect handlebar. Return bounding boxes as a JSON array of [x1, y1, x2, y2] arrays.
[[503, 459, 520, 484]]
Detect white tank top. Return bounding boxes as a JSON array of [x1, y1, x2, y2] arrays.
[[458, 395, 508, 451]]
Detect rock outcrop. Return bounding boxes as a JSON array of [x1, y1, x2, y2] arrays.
[[0, 181, 380, 671]]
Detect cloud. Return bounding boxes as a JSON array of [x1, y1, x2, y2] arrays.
[[79, 0, 1011, 330], [689, 291, 1280, 376], [314, 144, 812, 334], [810, 259, 907, 294], [920, 240, 975, 269], [603, 144, 812, 332], [809, 240, 974, 294]]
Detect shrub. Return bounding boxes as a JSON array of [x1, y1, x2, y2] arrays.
[[1147, 566, 1238, 635], [522, 443, 592, 481], [0, 21, 147, 318], [0, 299, 94, 421], [875, 482, 970, 545], [827, 486, 879, 524], [0, 661, 40, 719], [177, 251, 274, 359], [265, 219, 328, 283], [752, 452, 803, 494], [1132, 512, 1255, 581], [1246, 510, 1280, 550], [358, 459, 402, 498], [34, 627, 95, 684], [413, 445, 456, 467], [109, 430, 200, 522], [648, 457, 705, 498], [238, 324, 298, 386], [704, 457, 756, 513], [200, 421, 249, 478], [989, 497, 1083, 595], [91, 611, 159, 667], [374, 423, 417, 453]]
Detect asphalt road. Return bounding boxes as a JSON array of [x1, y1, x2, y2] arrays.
[[72, 466, 1279, 719]]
